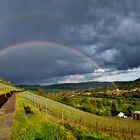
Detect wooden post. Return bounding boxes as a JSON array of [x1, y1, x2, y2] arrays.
[[62, 109, 63, 120], [122, 128, 125, 139], [111, 126, 113, 136], [90, 118, 92, 131], [46, 99, 47, 113], [131, 129, 133, 138], [67, 111, 69, 122], [96, 122, 98, 131]]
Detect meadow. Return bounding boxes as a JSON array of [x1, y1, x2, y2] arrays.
[[10, 93, 122, 140], [10, 94, 75, 140], [19, 91, 140, 139]]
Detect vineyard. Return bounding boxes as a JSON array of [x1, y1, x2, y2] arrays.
[[21, 91, 140, 139]]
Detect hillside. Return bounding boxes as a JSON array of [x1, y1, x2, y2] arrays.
[[0, 78, 21, 95], [18, 78, 140, 90], [1, 79, 140, 139], [18, 82, 113, 90], [115, 78, 140, 90], [11, 91, 140, 139]]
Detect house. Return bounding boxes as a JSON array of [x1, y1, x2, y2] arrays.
[[118, 112, 127, 118], [118, 112, 125, 118], [132, 111, 140, 120]]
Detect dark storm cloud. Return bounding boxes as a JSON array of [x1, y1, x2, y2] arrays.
[[0, 0, 140, 84], [0, 43, 96, 83]]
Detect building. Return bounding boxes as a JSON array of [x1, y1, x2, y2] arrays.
[[132, 111, 140, 120], [118, 112, 125, 118], [118, 112, 127, 118]]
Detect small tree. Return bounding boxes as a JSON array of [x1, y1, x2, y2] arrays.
[[111, 101, 119, 116], [127, 106, 134, 116]]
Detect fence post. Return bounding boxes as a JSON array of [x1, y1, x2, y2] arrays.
[[46, 99, 47, 113], [62, 108, 63, 120], [122, 128, 125, 139], [111, 126, 113, 136], [96, 122, 98, 131], [68, 111, 69, 122], [131, 129, 133, 138], [90, 118, 92, 131]]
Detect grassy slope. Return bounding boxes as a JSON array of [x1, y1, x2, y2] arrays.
[[0, 83, 20, 95], [10, 94, 75, 140], [11, 93, 128, 140], [23, 91, 140, 131], [15, 91, 140, 140], [0, 79, 139, 139]]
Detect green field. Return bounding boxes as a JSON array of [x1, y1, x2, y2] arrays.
[[11, 94, 76, 140], [11, 93, 119, 140], [0, 81, 140, 139], [20, 91, 140, 139]]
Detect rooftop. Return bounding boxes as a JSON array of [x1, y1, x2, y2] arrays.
[[133, 111, 140, 114]]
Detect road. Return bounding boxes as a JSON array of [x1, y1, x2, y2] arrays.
[[0, 94, 15, 140]]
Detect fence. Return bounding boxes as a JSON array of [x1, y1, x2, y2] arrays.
[[21, 92, 140, 138]]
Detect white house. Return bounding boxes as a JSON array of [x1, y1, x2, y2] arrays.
[[118, 112, 127, 118], [118, 112, 125, 117]]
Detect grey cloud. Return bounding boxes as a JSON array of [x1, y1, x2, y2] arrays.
[[0, 0, 140, 84], [0, 43, 97, 83]]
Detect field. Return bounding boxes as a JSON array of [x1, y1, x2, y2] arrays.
[[0, 81, 140, 139], [47, 94, 140, 117], [11, 93, 120, 140], [19, 91, 140, 139], [10, 94, 75, 140]]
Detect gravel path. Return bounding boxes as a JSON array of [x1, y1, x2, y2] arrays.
[[0, 94, 15, 140]]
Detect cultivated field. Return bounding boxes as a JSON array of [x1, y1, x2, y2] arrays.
[[21, 91, 140, 139]]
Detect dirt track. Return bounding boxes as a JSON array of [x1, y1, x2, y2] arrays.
[[0, 94, 15, 140]]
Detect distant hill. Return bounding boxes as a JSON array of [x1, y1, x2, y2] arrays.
[[114, 78, 140, 90], [44, 82, 112, 90], [134, 78, 140, 82], [19, 81, 113, 90], [18, 78, 140, 91]]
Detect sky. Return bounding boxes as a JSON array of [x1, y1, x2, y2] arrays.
[[0, 0, 140, 85]]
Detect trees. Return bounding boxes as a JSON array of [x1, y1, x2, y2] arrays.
[[111, 101, 119, 116]]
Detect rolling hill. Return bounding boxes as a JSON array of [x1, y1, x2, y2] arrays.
[[18, 78, 140, 90]]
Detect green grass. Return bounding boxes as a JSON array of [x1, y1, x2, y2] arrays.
[[20, 91, 140, 139], [0, 83, 20, 95], [10, 92, 140, 140], [10, 94, 75, 140], [10, 94, 121, 140]]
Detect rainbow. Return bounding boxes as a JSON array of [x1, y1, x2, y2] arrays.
[[0, 40, 116, 87], [0, 40, 99, 68], [0, 12, 117, 87]]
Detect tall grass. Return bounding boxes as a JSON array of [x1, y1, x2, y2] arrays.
[[10, 94, 75, 140]]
